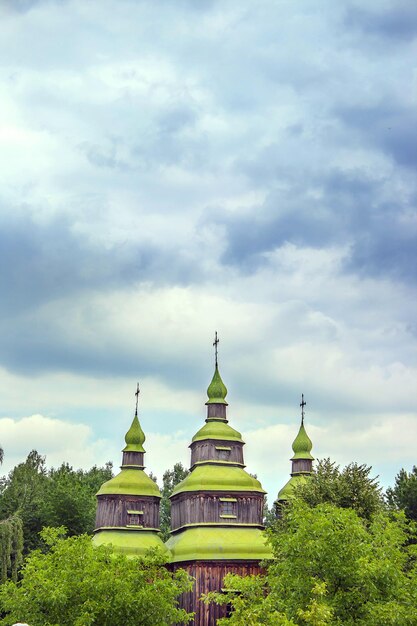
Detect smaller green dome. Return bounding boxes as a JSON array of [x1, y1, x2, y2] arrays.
[[93, 529, 169, 558], [96, 468, 160, 497], [206, 366, 228, 405], [123, 415, 145, 453], [278, 474, 308, 502], [291, 423, 314, 460]]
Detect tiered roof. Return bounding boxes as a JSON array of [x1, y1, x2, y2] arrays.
[[166, 363, 271, 563]]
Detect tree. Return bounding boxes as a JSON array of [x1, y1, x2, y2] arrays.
[[209, 502, 417, 625], [294, 458, 384, 520], [386, 467, 417, 521], [40, 462, 113, 536], [0, 451, 48, 553], [0, 515, 23, 583], [160, 462, 189, 541], [0, 527, 193, 626], [0, 451, 113, 555]]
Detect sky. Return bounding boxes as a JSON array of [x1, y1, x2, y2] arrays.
[[0, 0, 416, 503]]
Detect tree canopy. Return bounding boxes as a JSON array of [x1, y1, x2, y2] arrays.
[[0, 527, 193, 626], [293, 458, 384, 520], [387, 466, 417, 521], [0, 451, 113, 554], [210, 501, 417, 625], [160, 462, 189, 541]]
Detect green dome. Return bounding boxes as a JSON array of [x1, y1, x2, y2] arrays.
[[291, 423, 314, 460], [166, 526, 272, 563], [93, 529, 169, 558], [171, 464, 265, 496], [277, 474, 308, 502], [123, 415, 145, 453], [192, 419, 243, 443], [96, 468, 161, 497], [206, 366, 228, 405]]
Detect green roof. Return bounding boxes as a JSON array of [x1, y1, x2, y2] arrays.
[[291, 422, 314, 460], [277, 474, 308, 502], [93, 529, 169, 558], [192, 419, 243, 443], [123, 414, 145, 453], [96, 468, 161, 497], [166, 526, 272, 562], [206, 366, 228, 405], [171, 464, 265, 496]]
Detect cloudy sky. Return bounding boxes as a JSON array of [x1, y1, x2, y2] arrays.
[[0, 0, 416, 502]]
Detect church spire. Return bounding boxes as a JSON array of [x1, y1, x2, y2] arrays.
[[206, 332, 228, 406], [276, 396, 314, 507], [291, 394, 313, 462], [123, 383, 145, 453]]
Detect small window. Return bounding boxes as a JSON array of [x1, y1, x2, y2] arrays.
[[127, 509, 144, 526], [216, 446, 231, 461], [221, 501, 235, 515]]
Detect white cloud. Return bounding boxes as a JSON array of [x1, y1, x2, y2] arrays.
[[0, 414, 111, 476]]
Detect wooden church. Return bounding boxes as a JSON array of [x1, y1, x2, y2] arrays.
[[93, 340, 313, 625]]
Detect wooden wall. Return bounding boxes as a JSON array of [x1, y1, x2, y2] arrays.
[[190, 440, 244, 467], [291, 459, 313, 474], [95, 494, 160, 529], [171, 560, 264, 626], [171, 492, 264, 531]]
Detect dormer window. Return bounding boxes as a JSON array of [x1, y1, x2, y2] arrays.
[[219, 497, 237, 518], [216, 445, 231, 461], [127, 509, 144, 526]]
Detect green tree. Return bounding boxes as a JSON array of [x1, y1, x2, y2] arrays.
[[0, 451, 113, 555], [386, 467, 417, 521], [294, 458, 384, 520], [0, 451, 47, 553], [0, 515, 23, 583], [40, 462, 113, 536], [210, 502, 417, 625], [0, 527, 193, 626], [160, 462, 189, 541]]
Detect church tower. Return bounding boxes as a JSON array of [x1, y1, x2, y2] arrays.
[[166, 335, 271, 625], [276, 394, 314, 508], [93, 385, 168, 557]]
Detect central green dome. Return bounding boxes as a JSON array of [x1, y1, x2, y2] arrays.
[[171, 464, 265, 496]]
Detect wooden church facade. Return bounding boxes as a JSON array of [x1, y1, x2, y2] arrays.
[[93, 344, 313, 625]]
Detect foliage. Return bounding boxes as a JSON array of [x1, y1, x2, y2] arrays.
[[386, 466, 417, 521], [293, 458, 384, 520], [0, 451, 113, 555], [160, 462, 189, 540], [211, 501, 417, 625], [40, 462, 113, 536], [0, 451, 48, 553], [263, 500, 276, 528], [0, 527, 193, 626], [0, 515, 23, 583]]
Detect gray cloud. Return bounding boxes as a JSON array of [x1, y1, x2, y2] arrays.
[[345, 2, 417, 41], [337, 103, 417, 170], [207, 168, 416, 283]]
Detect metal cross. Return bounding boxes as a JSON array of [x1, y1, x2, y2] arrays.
[[213, 331, 219, 367], [300, 393, 306, 424], [135, 382, 140, 417]]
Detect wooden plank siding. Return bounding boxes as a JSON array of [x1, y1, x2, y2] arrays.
[[171, 561, 264, 626], [171, 492, 264, 531], [190, 440, 244, 467], [95, 494, 160, 529]]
